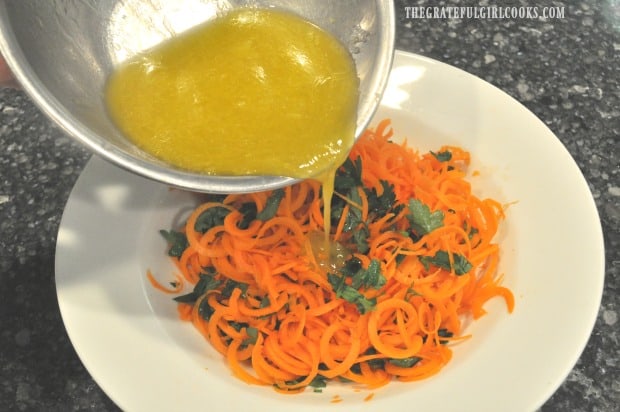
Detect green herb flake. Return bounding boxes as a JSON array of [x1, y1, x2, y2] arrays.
[[352, 295, 377, 314], [431, 150, 452, 162], [419, 250, 473, 275], [438, 328, 454, 345], [197, 298, 214, 320], [259, 296, 270, 309], [242, 326, 259, 345], [173, 271, 221, 303], [336, 189, 369, 250], [334, 156, 363, 192], [352, 225, 370, 253], [351, 259, 386, 290], [405, 285, 420, 299], [256, 189, 285, 221], [365, 180, 398, 216], [279, 374, 328, 392], [237, 202, 257, 229], [327, 273, 377, 314], [340, 256, 363, 277], [220, 279, 249, 299], [388, 356, 422, 368], [406, 199, 444, 236], [367, 357, 385, 370], [309, 375, 328, 390], [194, 206, 230, 233], [159, 229, 188, 258], [467, 226, 479, 239]]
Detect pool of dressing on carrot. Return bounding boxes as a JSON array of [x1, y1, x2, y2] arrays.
[[105, 7, 359, 265]]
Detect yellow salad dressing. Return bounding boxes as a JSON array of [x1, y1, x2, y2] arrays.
[[105, 7, 359, 253]]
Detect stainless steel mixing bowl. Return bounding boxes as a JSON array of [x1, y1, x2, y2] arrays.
[[0, 0, 395, 193]]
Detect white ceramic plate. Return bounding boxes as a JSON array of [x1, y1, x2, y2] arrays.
[[56, 50, 605, 412]]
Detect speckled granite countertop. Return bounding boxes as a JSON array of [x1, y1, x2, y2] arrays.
[[1, 1, 618, 411]]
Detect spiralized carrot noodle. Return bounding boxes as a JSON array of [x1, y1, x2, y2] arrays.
[[153, 118, 514, 394]]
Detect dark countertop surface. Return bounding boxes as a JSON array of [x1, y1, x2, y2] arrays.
[[1, 1, 618, 411]]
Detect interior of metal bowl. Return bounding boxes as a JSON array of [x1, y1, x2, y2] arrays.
[[0, 0, 394, 193]]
